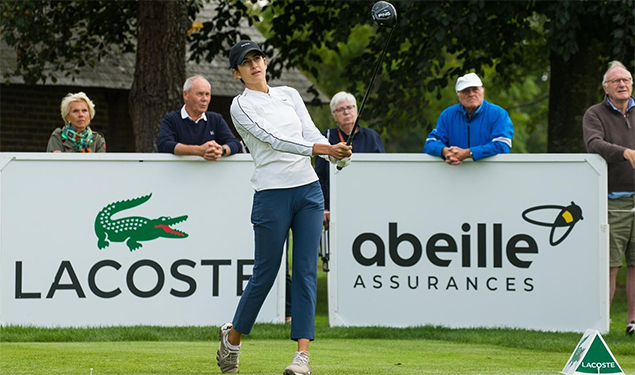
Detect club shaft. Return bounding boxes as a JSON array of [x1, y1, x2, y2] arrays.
[[346, 26, 395, 147]]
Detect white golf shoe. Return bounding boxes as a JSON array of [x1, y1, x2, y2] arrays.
[[216, 323, 240, 373], [283, 351, 312, 375]]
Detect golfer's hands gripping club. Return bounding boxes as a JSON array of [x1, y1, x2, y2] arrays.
[[313, 142, 352, 169], [336, 156, 351, 170], [331, 142, 352, 159], [328, 142, 352, 170]]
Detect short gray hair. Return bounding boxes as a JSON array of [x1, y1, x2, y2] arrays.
[[183, 75, 210, 93], [60, 92, 95, 123], [602, 60, 632, 86], [330, 91, 357, 113]]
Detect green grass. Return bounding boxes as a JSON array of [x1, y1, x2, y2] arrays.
[[2, 339, 616, 375], [1, 266, 633, 375]]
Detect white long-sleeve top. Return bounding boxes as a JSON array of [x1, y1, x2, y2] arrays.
[[230, 85, 330, 191]]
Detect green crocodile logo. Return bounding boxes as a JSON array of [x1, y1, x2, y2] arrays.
[[567, 334, 590, 367], [94, 193, 188, 251]]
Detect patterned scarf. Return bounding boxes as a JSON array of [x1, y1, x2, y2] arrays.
[[61, 123, 94, 152]]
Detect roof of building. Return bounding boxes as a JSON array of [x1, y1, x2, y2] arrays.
[[0, 4, 327, 103]]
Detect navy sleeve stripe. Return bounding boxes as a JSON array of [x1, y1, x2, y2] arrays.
[[233, 96, 312, 152]]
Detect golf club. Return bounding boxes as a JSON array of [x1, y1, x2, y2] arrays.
[[338, 1, 397, 170]]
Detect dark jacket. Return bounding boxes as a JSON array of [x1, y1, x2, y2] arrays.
[[157, 111, 241, 155], [315, 126, 385, 210], [582, 97, 635, 193]]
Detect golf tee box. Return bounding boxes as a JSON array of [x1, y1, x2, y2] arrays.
[[561, 329, 624, 374]]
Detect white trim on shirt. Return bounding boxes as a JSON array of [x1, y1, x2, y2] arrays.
[[180, 105, 207, 123], [230, 86, 330, 191]]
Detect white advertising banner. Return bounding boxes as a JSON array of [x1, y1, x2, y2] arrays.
[[329, 154, 609, 333], [0, 153, 285, 327]]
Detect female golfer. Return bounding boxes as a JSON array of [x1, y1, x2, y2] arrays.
[[216, 40, 352, 375]]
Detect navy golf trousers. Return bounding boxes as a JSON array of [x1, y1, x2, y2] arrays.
[[232, 181, 323, 341]]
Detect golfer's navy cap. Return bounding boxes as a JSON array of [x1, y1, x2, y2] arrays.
[[229, 40, 265, 69]]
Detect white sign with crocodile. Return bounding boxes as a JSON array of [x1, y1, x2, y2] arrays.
[[0, 153, 285, 327]]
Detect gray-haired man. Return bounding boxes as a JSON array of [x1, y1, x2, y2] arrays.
[[583, 60, 635, 334]]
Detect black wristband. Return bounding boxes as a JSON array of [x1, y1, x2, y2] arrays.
[[221, 146, 227, 156]]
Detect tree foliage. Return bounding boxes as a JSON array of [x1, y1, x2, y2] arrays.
[[2, 0, 633, 153], [1, 1, 137, 84], [1, 0, 199, 152], [201, 0, 634, 153]]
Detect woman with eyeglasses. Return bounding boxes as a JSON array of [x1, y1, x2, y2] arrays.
[[314, 91, 385, 228], [216, 40, 352, 375]]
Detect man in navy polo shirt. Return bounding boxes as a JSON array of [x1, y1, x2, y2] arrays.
[[157, 75, 241, 160]]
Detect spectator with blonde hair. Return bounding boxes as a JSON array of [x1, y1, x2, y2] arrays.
[[47, 92, 106, 153]]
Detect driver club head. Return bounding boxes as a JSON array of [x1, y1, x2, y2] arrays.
[[371, 1, 397, 28]]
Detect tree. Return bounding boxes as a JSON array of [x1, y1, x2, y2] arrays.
[[1, 1, 137, 84], [536, 1, 634, 152], [129, 1, 188, 152], [200, 0, 634, 153], [1, 0, 192, 152], [3, 1, 633, 153]]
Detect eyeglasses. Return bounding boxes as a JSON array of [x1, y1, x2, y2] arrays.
[[334, 105, 356, 114], [604, 77, 632, 85]]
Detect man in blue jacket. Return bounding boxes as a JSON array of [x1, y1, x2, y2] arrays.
[[423, 73, 514, 165], [157, 75, 241, 160]]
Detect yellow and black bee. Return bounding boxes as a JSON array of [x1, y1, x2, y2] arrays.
[[522, 202, 583, 246]]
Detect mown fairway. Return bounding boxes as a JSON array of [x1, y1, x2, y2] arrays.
[[1, 267, 633, 375], [3, 338, 632, 375]]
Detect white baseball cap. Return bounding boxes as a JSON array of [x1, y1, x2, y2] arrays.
[[455, 73, 483, 92]]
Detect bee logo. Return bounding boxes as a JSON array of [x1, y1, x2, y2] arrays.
[[522, 202, 583, 246]]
